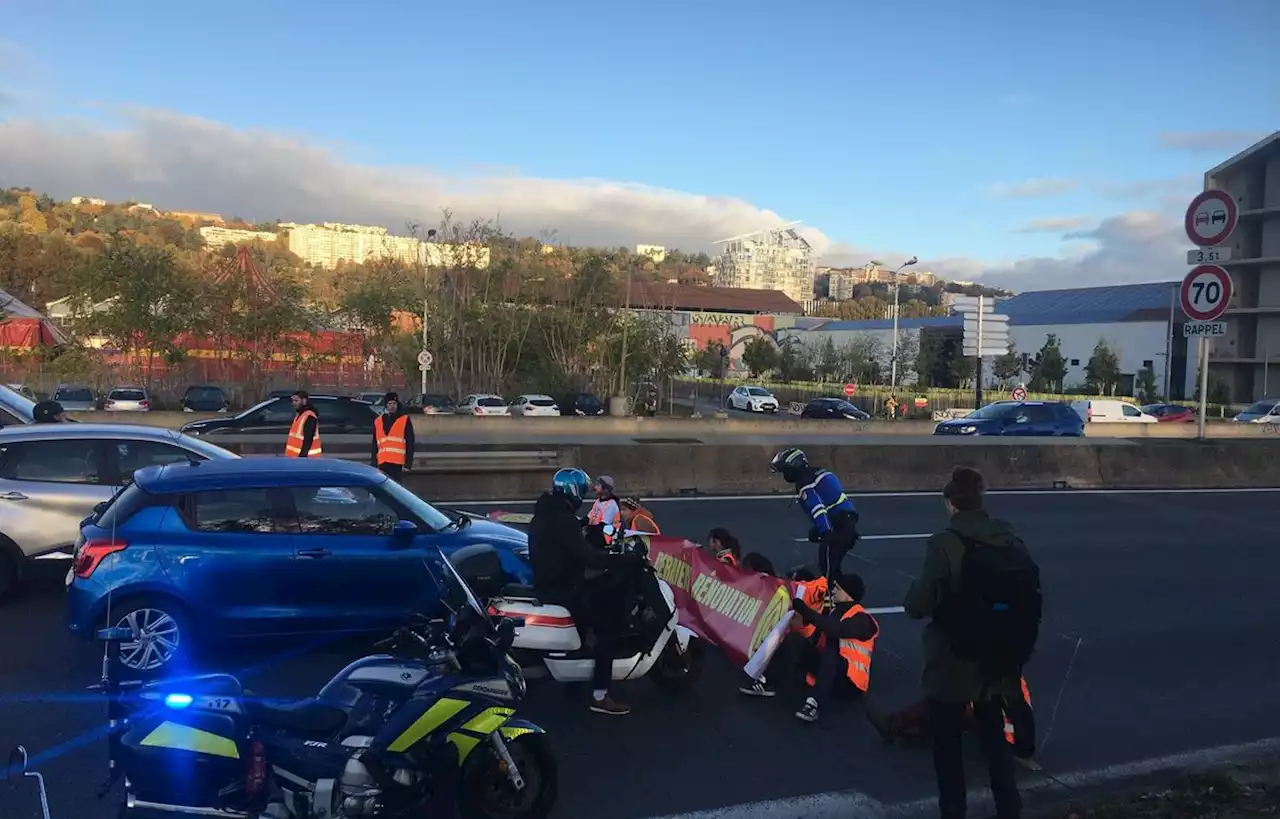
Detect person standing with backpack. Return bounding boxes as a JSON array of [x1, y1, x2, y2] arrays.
[[903, 467, 1042, 819]]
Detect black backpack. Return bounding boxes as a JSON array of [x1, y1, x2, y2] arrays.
[[937, 529, 1042, 681]]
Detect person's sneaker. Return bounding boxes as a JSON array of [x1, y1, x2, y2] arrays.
[[1014, 755, 1043, 771], [795, 697, 820, 723], [589, 696, 631, 716], [738, 678, 776, 698]]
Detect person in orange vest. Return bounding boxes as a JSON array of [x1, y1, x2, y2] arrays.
[[619, 497, 660, 534], [740, 571, 878, 724], [370, 392, 415, 482], [585, 475, 622, 546], [1001, 677, 1038, 769], [285, 390, 321, 458], [786, 565, 829, 641], [707, 527, 742, 567]]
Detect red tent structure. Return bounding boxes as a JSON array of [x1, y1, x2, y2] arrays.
[[0, 290, 69, 350]]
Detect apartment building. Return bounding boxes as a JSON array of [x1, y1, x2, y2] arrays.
[[199, 226, 278, 248], [280, 223, 490, 270], [711, 224, 815, 306]]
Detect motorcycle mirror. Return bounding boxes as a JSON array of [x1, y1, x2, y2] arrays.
[[6, 745, 29, 778], [602, 524, 616, 537]]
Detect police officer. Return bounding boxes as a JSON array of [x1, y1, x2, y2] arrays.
[[770, 447, 859, 582]]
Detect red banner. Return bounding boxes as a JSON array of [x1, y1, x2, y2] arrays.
[[644, 536, 795, 665]]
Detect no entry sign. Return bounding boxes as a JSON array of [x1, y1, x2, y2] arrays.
[[1184, 190, 1238, 248], [1180, 265, 1233, 322], [843, 383, 857, 397]]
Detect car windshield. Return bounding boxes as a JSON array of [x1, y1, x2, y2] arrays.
[[421, 394, 451, 406], [966, 403, 1017, 420], [1242, 400, 1279, 415], [577, 394, 602, 407], [836, 401, 857, 412], [186, 387, 223, 401], [379, 479, 456, 532], [529, 398, 556, 407], [747, 388, 771, 396], [56, 387, 94, 402], [110, 390, 146, 400], [174, 432, 241, 460], [477, 397, 506, 407]]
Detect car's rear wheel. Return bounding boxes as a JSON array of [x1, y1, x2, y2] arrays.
[[108, 597, 193, 678]]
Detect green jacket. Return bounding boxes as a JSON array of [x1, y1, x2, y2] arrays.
[[903, 509, 1027, 703]]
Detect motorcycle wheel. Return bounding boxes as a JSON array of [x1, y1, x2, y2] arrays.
[[650, 635, 704, 693], [456, 733, 558, 819]]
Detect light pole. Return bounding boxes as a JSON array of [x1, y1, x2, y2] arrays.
[[419, 228, 437, 398], [871, 255, 918, 388]]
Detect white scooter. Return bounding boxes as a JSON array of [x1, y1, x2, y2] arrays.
[[3, 746, 51, 819], [452, 527, 704, 692]]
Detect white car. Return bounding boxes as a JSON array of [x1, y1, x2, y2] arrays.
[[728, 386, 779, 413], [103, 386, 152, 412], [1069, 399, 1156, 423], [510, 394, 560, 417], [1233, 399, 1280, 423], [456, 394, 510, 416]]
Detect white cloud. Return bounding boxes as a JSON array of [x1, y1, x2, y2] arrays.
[[1013, 216, 1091, 234], [1157, 130, 1270, 153], [985, 178, 1078, 199]]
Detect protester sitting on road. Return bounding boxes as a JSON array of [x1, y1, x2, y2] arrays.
[[739, 571, 878, 723], [620, 497, 660, 534], [769, 447, 859, 583], [902, 466, 1041, 819], [32, 400, 68, 423], [741, 552, 776, 575], [707, 527, 742, 567]]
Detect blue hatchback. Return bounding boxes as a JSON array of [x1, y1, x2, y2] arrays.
[[932, 400, 1085, 437], [66, 458, 530, 676]]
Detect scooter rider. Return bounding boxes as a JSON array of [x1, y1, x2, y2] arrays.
[[770, 447, 859, 583], [529, 467, 643, 716]]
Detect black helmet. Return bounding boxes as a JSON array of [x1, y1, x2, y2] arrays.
[[33, 400, 66, 423], [770, 447, 808, 482]]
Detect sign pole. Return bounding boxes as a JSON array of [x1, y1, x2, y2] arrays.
[[1197, 338, 1209, 440], [974, 296, 985, 407]]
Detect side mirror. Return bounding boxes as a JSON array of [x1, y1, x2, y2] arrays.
[[93, 501, 110, 516], [392, 519, 418, 544], [5, 745, 28, 778], [602, 523, 616, 538]]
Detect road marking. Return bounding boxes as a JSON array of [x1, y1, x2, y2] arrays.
[[33, 552, 73, 561], [451, 487, 1280, 506], [864, 606, 905, 615], [792, 533, 929, 543], [640, 735, 1280, 819]]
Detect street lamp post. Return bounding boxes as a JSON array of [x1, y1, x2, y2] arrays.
[[419, 229, 438, 399], [871, 256, 918, 388]]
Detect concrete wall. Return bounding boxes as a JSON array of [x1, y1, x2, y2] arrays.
[[1008, 321, 1172, 396]]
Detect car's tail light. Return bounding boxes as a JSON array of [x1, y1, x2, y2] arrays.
[[473, 406, 483, 415], [245, 738, 267, 795], [73, 538, 127, 579], [139, 400, 150, 409], [105, 399, 115, 408]]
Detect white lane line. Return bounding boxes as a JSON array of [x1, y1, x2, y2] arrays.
[[864, 606, 906, 615], [33, 552, 73, 561], [792, 533, 929, 543], [641, 736, 1280, 819], [452, 487, 1280, 506]]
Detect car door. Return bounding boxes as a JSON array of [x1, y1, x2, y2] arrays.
[[999, 405, 1053, 436], [286, 484, 427, 633], [0, 438, 115, 557], [236, 399, 296, 435], [1120, 404, 1150, 423], [106, 438, 206, 484], [162, 487, 303, 637]]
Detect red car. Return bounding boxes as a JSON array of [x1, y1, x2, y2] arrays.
[[1141, 403, 1195, 422]]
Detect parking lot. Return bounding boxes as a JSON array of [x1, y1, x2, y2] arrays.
[[3, 489, 1280, 818]]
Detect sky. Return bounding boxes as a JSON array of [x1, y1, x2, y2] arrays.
[[0, 0, 1276, 292]]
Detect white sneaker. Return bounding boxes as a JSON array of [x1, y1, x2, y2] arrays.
[[738, 678, 776, 698], [795, 697, 819, 723]]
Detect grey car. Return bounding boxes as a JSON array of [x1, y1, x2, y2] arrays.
[[53, 384, 98, 413], [0, 424, 238, 601], [0, 384, 37, 426]]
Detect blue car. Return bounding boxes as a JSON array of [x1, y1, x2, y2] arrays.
[[932, 400, 1084, 437], [66, 458, 530, 676]]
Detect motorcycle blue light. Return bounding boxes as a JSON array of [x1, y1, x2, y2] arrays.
[[164, 693, 194, 709]]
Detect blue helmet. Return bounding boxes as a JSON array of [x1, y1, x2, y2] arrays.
[[551, 468, 591, 508]]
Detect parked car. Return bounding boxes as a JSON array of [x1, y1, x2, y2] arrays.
[[53, 384, 98, 413], [933, 401, 1084, 437], [1141, 403, 1196, 423], [0, 384, 37, 426], [7, 384, 36, 401], [179, 395, 380, 437], [455, 394, 510, 416], [800, 397, 871, 421], [408, 393, 456, 415], [0, 424, 237, 601], [357, 391, 385, 405], [510, 394, 560, 417], [560, 392, 606, 417], [104, 386, 152, 412], [181, 385, 230, 413], [728, 386, 779, 413], [65, 457, 529, 675], [1070, 399, 1157, 423], [1233, 399, 1280, 424]]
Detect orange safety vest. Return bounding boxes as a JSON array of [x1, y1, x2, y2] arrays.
[[588, 498, 621, 542], [796, 577, 829, 640], [285, 410, 322, 457], [628, 510, 661, 535], [1004, 677, 1032, 745], [715, 549, 739, 568], [807, 602, 877, 692], [374, 414, 409, 465]]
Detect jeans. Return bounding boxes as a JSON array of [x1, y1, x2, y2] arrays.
[[928, 698, 1021, 819]]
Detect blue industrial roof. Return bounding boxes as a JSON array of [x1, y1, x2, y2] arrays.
[[999, 281, 1179, 325]]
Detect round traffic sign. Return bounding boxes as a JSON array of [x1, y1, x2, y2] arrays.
[[1184, 189, 1238, 248], [1179, 265, 1233, 322], [417, 350, 434, 368], [842, 383, 857, 397], [1011, 386, 1027, 401]]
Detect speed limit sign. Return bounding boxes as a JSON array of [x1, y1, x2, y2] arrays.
[[1179, 265, 1233, 322]]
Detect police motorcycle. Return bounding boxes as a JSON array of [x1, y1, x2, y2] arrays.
[[44, 549, 555, 819], [454, 524, 704, 693]]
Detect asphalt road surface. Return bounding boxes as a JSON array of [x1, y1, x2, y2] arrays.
[[3, 489, 1279, 818]]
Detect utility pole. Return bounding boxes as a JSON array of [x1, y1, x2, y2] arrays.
[[419, 228, 437, 398], [875, 255, 918, 388]]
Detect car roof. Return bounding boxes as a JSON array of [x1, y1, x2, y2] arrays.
[[520, 394, 554, 400], [134, 456, 387, 494], [0, 423, 191, 442]]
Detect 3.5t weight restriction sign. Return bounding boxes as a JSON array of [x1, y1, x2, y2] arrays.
[[1180, 265, 1233, 322]]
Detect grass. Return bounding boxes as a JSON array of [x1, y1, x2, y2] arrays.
[[1037, 768, 1280, 819]]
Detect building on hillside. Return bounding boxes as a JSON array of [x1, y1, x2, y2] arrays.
[[171, 211, 225, 226], [636, 244, 666, 263], [281, 223, 491, 270], [1201, 130, 1280, 402], [200, 226, 278, 248], [711, 223, 816, 307], [70, 197, 106, 207], [779, 282, 1200, 398]]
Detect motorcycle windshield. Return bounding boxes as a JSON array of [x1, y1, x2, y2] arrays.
[[430, 550, 488, 622]]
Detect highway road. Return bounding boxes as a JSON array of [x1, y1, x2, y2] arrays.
[[2, 489, 1279, 818]]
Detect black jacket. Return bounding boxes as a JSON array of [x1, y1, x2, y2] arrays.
[[529, 492, 613, 600], [793, 599, 878, 643], [294, 405, 318, 458], [370, 410, 416, 466]]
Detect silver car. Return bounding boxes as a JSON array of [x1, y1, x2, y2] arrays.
[[104, 386, 151, 412], [0, 424, 238, 601], [53, 384, 98, 413], [0, 384, 36, 426]]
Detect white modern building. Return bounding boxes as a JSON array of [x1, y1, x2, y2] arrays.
[[280, 223, 491, 270], [711, 223, 816, 306], [199, 226, 278, 248]]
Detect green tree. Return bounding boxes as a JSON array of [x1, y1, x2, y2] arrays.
[[914, 334, 942, 387], [741, 336, 780, 378], [1136, 367, 1159, 403], [1084, 339, 1122, 395], [951, 353, 975, 386], [695, 341, 727, 377], [993, 341, 1022, 382], [1029, 334, 1068, 393], [336, 256, 421, 379], [815, 337, 841, 381], [776, 337, 814, 382]]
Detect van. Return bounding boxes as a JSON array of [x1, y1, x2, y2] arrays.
[[1070, 399, 1156, 423]]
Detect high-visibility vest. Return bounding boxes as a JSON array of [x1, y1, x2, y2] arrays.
[[588, 498, 621, 542], [715, 549, 738, 568], [375, 414, 409, 465], [629, 510, 660, 535], [285, 410, 321, 457], [806, 603, 877, 692], [1004, 678, 1032, 745], [796, 577, 829, 640]]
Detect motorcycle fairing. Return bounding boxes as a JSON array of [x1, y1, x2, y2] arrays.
[[138, 721, 240, 759]]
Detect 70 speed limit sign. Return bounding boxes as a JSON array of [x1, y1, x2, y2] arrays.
[[1179, 265, 1233, 322]]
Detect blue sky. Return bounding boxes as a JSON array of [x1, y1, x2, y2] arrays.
[[0, 0, 1277, 289]]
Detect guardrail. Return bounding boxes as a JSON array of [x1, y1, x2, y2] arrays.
[[203, 434, 560, 472]]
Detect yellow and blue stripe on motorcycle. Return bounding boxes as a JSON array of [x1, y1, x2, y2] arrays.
[[386, 697, 545, 763], [138, 721, 240, 760]]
